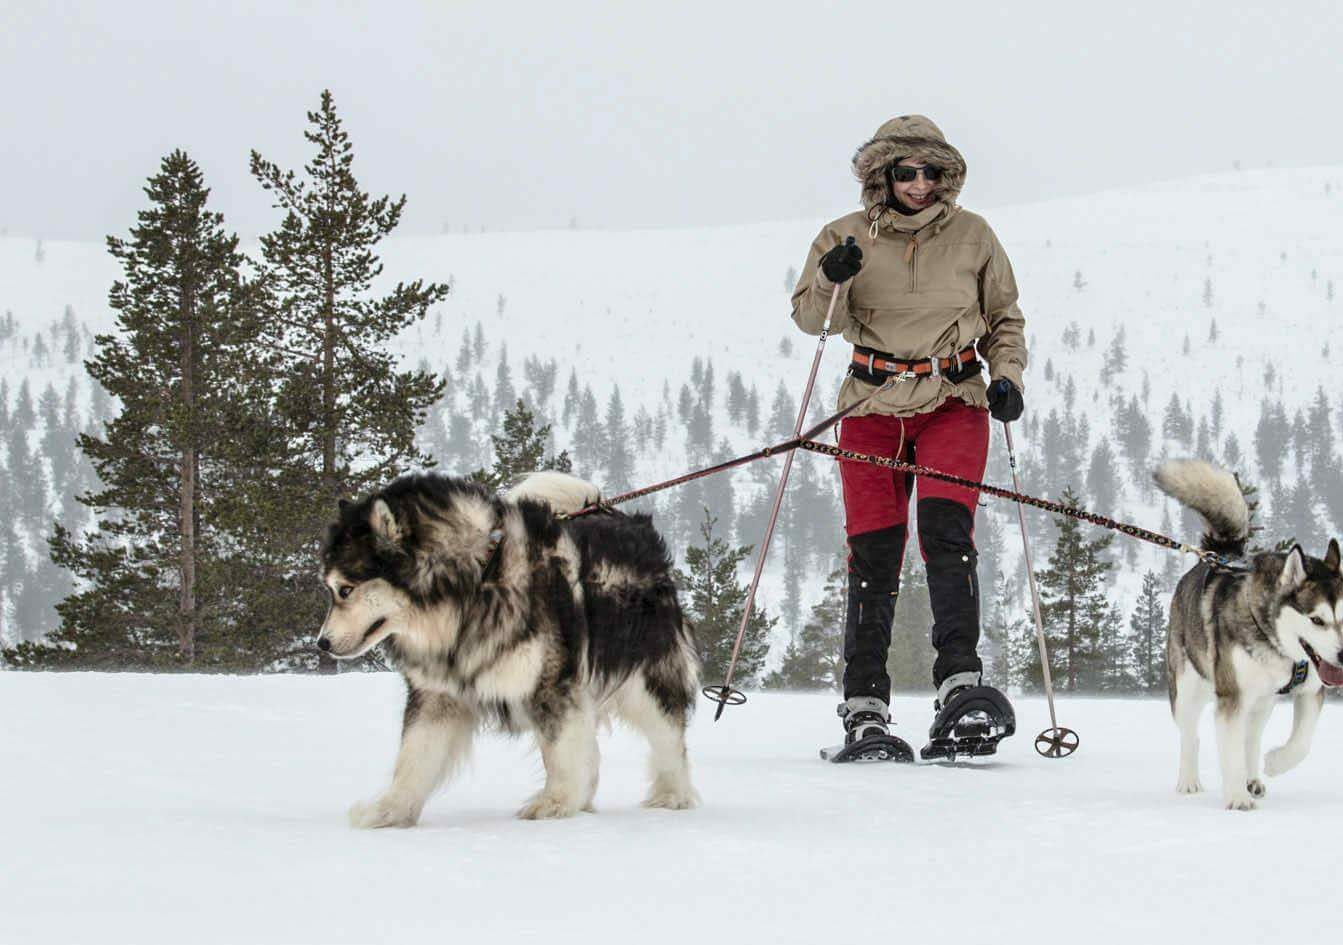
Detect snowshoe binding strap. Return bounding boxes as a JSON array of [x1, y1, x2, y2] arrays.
[[920, 685, 1016, 762]]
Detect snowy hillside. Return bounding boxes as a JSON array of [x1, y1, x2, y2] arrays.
[[1, 165, 1340, 655], [4, 672, 1343, 944]]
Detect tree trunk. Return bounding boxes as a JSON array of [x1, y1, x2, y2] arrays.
[[178, 275, 197, 664], [318, 244, 338, 675]]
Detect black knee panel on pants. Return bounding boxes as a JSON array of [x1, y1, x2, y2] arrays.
[[918, 498, 983, 686], [842, 525, 907, 701]]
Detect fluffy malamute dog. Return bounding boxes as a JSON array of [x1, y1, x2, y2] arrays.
[[1155, 459, 1343, 810], [318, 470, 700, 825]]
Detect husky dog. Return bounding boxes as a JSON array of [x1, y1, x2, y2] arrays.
[[1155, 459, 1343, 810], [318, 470, 700, 825]]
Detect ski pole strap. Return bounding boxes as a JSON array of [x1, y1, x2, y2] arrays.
[[795, 438, 1246, 572], [561, 380, 895, 519]]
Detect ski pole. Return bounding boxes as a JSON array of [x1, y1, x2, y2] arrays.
[[1002, 421, 1078, 758], [704, 240, 855, 720]]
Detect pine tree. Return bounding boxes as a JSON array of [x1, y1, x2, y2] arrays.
[[764, 557, 845, 690], [1129, 570, 1166, 694], [246, 91, 449, 668], [1023, 488, 1125, 692], [476, 399, 570, 489], [603, 386, 633, 492], [674, 509, 776, 686], [249, 89, 448, 499], [6, 151, 268, 669]]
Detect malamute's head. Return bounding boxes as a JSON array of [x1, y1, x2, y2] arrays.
[[1271, 538, 1343, 686], [316, 475, 502, 660]]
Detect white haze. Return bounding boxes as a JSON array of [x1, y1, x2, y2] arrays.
[[3, 0, 1342, 241]]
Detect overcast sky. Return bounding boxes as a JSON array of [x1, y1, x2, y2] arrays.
[[4, 0, 1340, 242]]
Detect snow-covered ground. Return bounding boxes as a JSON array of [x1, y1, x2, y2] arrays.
[[4, 672, 1341, 944]]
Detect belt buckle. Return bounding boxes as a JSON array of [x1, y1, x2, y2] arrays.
[[930, 356, 941, 378], [894, 369, 919, 383]]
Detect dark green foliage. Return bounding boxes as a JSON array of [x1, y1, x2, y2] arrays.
[[6, 150, 270, 670], [474, 398, 572, 491], [1017, 487, 1127, 692], [674, 509, 776, 688], [245, 90, 450, 668]]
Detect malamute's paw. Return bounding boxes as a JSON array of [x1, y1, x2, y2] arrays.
[[1175, 776, 1203, 794], [1247, 778, 1267, 798], [1264, 747, 1300, 777], [349, 795, 420, 829], [1223, 791, 1257, 812], [642, 789, 700, 811], [517, 793, 581, 820]]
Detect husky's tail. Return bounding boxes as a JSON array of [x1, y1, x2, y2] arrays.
[[1152, 459, 1249, 558], [504, 470, 602, 516]]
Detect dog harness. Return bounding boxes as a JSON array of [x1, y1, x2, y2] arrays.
[[1279, 659, 1310, 695]]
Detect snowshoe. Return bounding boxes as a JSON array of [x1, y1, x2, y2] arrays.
[[919, 673, 1015, 762], [821, 697, 914, 764]]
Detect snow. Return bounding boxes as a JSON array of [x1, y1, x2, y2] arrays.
[[4, 672, 1341, 944]]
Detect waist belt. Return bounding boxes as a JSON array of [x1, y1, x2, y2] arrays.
[[850, 343, 981, 381]]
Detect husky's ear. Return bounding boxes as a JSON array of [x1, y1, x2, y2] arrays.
[[369, 498, 404, 546], [1280, 545, 1308, 591], [1326, 538, 1341, 574]]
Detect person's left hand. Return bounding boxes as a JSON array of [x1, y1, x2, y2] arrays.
[[987, 378, 1024, 422]]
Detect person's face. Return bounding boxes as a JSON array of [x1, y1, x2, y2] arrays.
[[890, 157, 940, 211]]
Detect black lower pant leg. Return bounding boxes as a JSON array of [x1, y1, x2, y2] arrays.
[[842, 524, 907, 703], [918, 498, 983, 687]]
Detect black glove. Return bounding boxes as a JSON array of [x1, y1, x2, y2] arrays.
[[986, 378, 1024, 422], [819, 238, 863, 284]]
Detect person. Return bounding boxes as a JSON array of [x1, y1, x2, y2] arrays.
[[790, 114, 1027, 755]]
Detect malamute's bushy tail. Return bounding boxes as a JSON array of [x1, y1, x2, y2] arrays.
[[504, 470, 602, 516], [1153, 459, 1249, 558]]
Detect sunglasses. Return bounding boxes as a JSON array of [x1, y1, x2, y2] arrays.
[[888, 164, 943, 184]]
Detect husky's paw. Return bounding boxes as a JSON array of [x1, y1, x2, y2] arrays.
[[517, 793, 581, 820], [1247, 778, 1267, 798], [348, 795, 419, 829], [1224, 791, 1257, 812], [1175, 775, 1203, 794], [642, 789, 700, 811], [1264, 747, 1301, 777]]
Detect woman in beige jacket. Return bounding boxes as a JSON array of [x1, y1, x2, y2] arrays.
[[790, 114, 1027, 758]]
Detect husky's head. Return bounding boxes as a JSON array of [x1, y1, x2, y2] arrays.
[[1272, 538, 1343, 686], [315, 475, 502, 660]]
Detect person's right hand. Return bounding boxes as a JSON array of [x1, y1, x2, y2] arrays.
[[819, 238, 863, 284]]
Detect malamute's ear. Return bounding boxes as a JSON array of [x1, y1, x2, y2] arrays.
[[1280, 545, 1308, 590], [338, 498, 351, 512], [369, 498, 404, 546], [1326, 538, 1341, 573]]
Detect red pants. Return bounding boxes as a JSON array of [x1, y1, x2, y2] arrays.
[[838, 398, 989, 549]]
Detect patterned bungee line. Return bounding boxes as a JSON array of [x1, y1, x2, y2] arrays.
[[794, 438, 1246, 571], [562, 380, 1241, 572]]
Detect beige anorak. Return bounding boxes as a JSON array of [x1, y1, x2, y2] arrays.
[[790, 115, 1027, 418]]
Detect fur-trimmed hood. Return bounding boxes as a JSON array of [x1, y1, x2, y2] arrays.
[[852, 114, 967, 212]]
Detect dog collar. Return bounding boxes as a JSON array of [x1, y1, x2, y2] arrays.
[[1279, 659, 1310, 695]]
